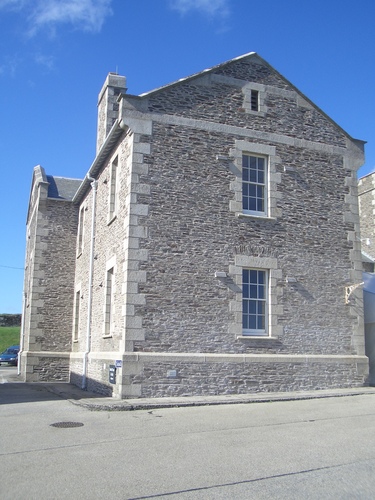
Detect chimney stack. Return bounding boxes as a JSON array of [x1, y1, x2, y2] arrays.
[[96, 73, 127, 153]]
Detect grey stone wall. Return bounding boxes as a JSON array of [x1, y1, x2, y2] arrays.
[[358, 172, 375, 261], [72, 133, 132, 389], [37, 199, 79, 351], [133, 122, 360, 356], [145, 58, 346, 148], [30, 356, 70, 382], [21, 167, 79, 382], [135, 359, 366, 398]]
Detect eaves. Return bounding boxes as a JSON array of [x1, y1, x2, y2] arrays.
[[72, 119, 125, 204]]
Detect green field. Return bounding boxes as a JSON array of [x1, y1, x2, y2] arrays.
[[0, 326, 21, 353]]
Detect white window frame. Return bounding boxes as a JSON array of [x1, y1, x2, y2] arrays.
[[229, 141, 281, 220], [108, 157, 119, 223], [242, 268, 268, 336], [103, 257, 116, 338], [242, 154, 267, 216], [104, 267, 114, 337], [77, 206, 85, 256], [229, 254, 283, 340], [73, 285, 81, 342]]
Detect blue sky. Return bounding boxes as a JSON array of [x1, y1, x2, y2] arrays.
[[0, 0, 374, 313]]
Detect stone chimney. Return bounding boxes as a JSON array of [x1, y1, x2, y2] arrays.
[[96, 73, 127, 153]]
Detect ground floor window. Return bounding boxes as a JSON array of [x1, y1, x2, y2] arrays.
[[242, 269, 267, 335], [104, 267, 114, 336], [73, 289, 81, 341]]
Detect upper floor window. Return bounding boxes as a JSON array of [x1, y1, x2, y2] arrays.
[[108, 157, 118, 222], [242, 154, 267, 215], [229, 140, 280, 220], [73, 289, 81, 342], [250, 90, 259, 111], [77, 206, 85, 255]]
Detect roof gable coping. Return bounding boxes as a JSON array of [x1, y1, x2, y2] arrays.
[[26, 165, 49, 224], [120, 52, 364, 148], [136, 51, 257, 98]]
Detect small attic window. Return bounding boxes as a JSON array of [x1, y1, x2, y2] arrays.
[[250, 90, 259, 111]]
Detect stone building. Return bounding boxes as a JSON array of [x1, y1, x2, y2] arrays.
[[358, 172, 375, 385], [21, 167, 81, 380], [20, 52, 368, 397]]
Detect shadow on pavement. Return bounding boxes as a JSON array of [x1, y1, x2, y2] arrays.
[[0, 383, 63, 405], [0, 376, 107, 406]]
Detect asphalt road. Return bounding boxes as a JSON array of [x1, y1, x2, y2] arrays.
[[1, 366, 375, 499]]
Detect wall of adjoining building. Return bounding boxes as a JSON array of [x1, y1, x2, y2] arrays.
[[20, 168, 79, 382], [358, 172, 375, 267]]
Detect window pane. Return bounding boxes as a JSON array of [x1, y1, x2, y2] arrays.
[[257, 314, 265, 330], [249, 300, 256, 314], [257, 193, 264, 212], [248, 184, 257, 197], [258, 169, 265, 184], [249, 168, 257, 182], [249, 315, 257, 330], [248, 198, 257, 211], [249, 156, 256, 168], [257, 185, 264, 198], [257, 301, 265, 315], [249, 270, 257, 283]]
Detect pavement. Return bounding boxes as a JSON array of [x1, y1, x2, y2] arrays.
[[5, 369, 375, 411]]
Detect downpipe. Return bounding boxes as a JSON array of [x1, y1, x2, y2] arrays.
[[82, 174, 97, 390], [17, 292, 27, 375]]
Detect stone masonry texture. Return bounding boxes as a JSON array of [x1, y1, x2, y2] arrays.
[[358, 172, 375, 268], [21, 167, 79, 382], [22, 54, 368, 397]]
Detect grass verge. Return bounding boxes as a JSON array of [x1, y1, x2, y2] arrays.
[[0, 326, 21, 353]]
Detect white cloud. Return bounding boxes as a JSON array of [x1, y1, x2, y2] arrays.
[[0, 55, 20, 77], [34, 53, 55, 70], [169, 0, 230, 18], [0, 0, 113, 35], [0, 0, 25, 7]]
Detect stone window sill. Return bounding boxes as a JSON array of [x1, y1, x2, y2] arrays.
[[236, 335, 279, 341], [237, 213, 276, 221], [102, 334, 113, 339]]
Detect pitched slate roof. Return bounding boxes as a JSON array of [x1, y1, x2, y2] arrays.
[[46, 175, 82, 201]]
